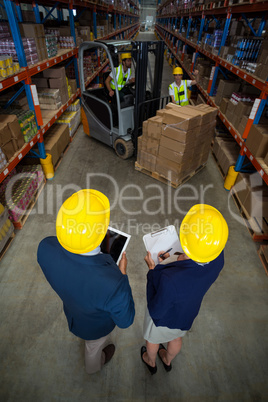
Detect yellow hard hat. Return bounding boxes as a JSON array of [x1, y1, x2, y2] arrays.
[[173, 67, 183, 75], [56, 189, 110, 254], [121, 52, 132, 60], [179, 204, 228, 263]]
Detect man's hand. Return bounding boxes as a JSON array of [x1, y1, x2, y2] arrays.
[[109, 90, 114, 97], [144, 251, 155, 270], [157, 250, 170, 263], [119, 251, 127, 275]]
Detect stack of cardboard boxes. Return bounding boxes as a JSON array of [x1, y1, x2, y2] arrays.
[[41, 124, 70, 168], [137, 104, 218, 187], [32, 66, 69, 110], [0, 115, 25, 163], [19, 23, 48, 63], [212, 136, 240, 176]]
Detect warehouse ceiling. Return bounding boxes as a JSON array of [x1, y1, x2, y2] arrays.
[[140, 0, 158, 8]]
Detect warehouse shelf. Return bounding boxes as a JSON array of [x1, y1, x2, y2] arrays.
[[1, 0, 139, 187], [157, 1, 268, 17], [156, 25, 268, 93], [155, 27, 268, 186]]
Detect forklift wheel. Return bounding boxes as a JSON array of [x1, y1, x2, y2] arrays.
[[114, 138, 134, 160]]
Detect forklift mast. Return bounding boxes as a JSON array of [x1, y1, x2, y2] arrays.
[[132, 40, 165, 154]]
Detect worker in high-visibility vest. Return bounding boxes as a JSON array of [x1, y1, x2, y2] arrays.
[[105, 53, 135, 102], [169, 67, 199, 106]]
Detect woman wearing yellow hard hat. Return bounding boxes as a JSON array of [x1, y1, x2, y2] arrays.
[[105, 51, 135, 102], [141, 204, 228, 374], [169, 66, 199, 105], [37, 189, 135, 375]]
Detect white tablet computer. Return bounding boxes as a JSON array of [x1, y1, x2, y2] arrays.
[[100, 226, 131, 264]]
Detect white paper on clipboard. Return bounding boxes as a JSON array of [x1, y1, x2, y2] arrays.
[[143, 225, 183, 265]]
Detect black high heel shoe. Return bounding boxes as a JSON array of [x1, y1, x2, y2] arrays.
[[141, 346, 157, 375]]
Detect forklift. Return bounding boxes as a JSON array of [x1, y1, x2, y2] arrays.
[[78, 40, 167, 159]]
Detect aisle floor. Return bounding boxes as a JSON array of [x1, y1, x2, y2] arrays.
[[1, 33, 268, 402]]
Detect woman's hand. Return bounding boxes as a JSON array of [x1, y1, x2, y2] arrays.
[[157, 251, 170, 263], [144, 251, 155, 270]]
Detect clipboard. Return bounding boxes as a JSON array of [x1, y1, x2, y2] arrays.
[[143, 225, 183, 265]]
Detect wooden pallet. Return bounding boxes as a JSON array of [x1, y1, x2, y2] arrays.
[[13, 180, 46, 230], [135, 162, 206, 189], [0, 232, 15, 261], [258, 245, 268, 276], [231, 190, 268, 241]]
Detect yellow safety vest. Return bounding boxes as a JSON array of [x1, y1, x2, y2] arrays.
[[169, 81, 189, 106], [110, 65, 132, 91]]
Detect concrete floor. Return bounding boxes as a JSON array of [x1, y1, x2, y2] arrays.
[[1, 33, 268, 402]]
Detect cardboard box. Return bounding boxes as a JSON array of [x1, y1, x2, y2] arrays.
[[237, 115, 248, 136], [232, 172, 251, 205], [43, 124, 70, 167], [242, 188, 268, 219], [146, 138, 159, 155], [31, 77, 49, 88], [137, 150, 156, 171], [19, 23, 45, 38], [155, 155, 191, 184], [49, 77, 67, 89], [156, 109, 165, 117], [0, 115, 24, 150], [160, 133, 196, 154], [147, 116, 162, 140], [215, 80, 240, 106], [161, 125, 197, 143], [220, 98, 229, 115], [162, 110, 201, 130], [158, 145, 194, 164], [0, 115, 25, 160], [69, 79, 77, 95], [0, 122, 15, 160], [142, 120, 148, 137], [246, 125, 268, 158], [137, 136, 146, 152], [43, 67, 66, 79]]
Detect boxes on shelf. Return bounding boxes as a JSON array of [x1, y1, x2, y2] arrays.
[[246, 125, 268, 159], [66, 99, 80, 112], [56, 110, 81, 137], [0, 114, 25, 161], [38, 88, 62, 110], [0, 165, 44, 223], [215, 80, 240, 106], [42, 124, 70, 167], [212, 136, 240, 176]]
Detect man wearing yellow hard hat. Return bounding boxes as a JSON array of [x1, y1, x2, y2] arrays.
[[169, 66, 199, 106], [141, 205, 228, 374], [37, 189, 135, 374], [105, 52, 135, 102]]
